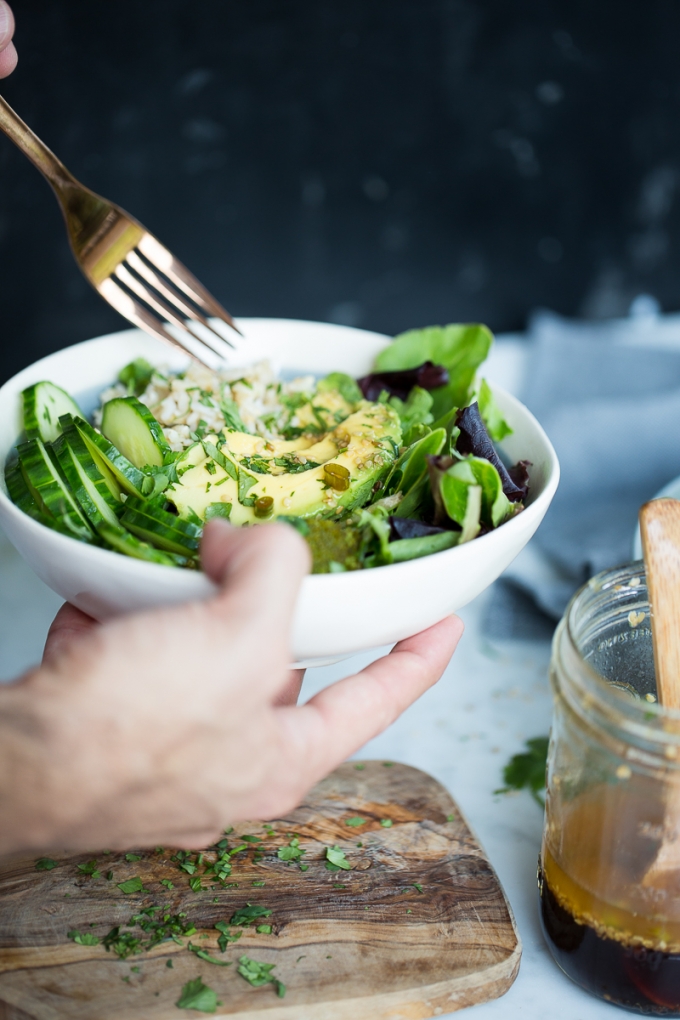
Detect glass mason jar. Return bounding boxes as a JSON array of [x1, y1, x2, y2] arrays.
[[540, 562, 680, 1014]]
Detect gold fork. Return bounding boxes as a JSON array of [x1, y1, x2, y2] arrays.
[[0, 95, 240, 367]]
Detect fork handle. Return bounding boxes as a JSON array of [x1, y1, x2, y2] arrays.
[[0, 94, 76, 192]]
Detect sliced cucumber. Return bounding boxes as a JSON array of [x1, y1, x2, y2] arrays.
[[120, 497, 202, 555], [22, 382, 82, 443], [5, 460, 87, 538], [59, 414, 122, 502], [52, 431, 122, 529], [98, 523, 191, 567], [5, 460, 41, 516], [71, 415, 146, 498], [101, 397, 170, 469], [16, 438, 94, 541]]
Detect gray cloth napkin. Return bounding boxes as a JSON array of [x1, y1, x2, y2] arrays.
[[484, 303, 680, 640]]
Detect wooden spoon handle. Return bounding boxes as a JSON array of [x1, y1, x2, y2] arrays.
[[640, 498, 680, 710]]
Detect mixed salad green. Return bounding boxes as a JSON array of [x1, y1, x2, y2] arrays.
[[3, 323, 530, 573]]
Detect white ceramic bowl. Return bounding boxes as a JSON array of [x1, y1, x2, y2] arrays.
[[0, 318, 559, 666]]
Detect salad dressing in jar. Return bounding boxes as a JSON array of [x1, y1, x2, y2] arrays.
[[541, 564, 680, 1014]]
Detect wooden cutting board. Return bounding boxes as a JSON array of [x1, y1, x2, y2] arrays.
[[0, 762, 520, 1020]]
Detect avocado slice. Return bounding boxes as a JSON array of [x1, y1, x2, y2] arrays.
[[166, 401, 402, 525]]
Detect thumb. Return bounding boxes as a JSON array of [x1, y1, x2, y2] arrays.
[[0, 2, 17, 78], [201, 519, 311, 638]]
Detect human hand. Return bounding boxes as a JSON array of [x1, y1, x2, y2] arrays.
[[0, 2, 16, 78], [0, 522, 462, 855]]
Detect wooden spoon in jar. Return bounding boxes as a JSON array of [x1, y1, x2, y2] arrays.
[[640, 498, 680, 884]]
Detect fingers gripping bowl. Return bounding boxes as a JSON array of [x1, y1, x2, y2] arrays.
[[0, 319, 559, 666]]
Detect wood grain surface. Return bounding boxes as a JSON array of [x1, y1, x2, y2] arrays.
[[0, 762, 520, 1020], [639, 499, 680, 884], [640, 498, 680, 710]]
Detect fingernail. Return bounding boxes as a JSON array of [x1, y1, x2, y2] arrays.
[[0, 2, 11, 46]]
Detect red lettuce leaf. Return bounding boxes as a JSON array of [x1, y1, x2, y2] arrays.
[[455, 402, 525, 502], [357, 361, 449, 401], [388, 516, 459, 541]]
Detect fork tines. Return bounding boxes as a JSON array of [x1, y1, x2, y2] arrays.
[[99, 233, 240, 367]]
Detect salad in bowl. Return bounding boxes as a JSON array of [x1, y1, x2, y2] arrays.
[[0, 318, 558, 664], [4, 322, 531, 574]]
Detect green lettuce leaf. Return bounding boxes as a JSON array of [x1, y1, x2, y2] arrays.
[[317, 372, 363, 404], [465, 455, 513, 527], [375, 323, 493, 418], [438, 461, 482, 543], [381, 427, 446, 500], [477, 379, 512, 442], [384, 386, 433, 435]]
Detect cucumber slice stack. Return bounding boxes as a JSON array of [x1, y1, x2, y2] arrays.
[[16, 437, 94, 541], [5, 379, 204, 569], [70, 415, 147, 498], [120, 496, 202, 556], [4, 461, 77, 538], [22, 381, 83, 444], [52, 426, 122, 530]]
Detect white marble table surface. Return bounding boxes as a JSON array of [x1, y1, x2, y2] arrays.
[[0, 522, 613, 1019]]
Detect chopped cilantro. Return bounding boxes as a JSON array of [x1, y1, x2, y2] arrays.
[[446, 814, 456, 822], [354, 763, 366, 771], [215, 922, 242, 952], [230, 903, 273, 927], [325, 847, 351, 871], [189, 876, 204, 892], [125, 853, 141, 862], [102, 928, 141, 959], [160, 879, 174, 890], [77, 860, 101, 878], [380, 819, 393, 828], [188, 942, 232, 966], [332, 883, 347, 890], [119, 358, 154, 396], [382, 761, 394, 767], [496, 736, 549, 807], [237, 955, 285, 997], [67, 930, 100, 946], [166, 959, 174, 968], [344, 817, 366, 827], [106, 870, 113, 881], [413, 883, 423, 893], [240, 834, 262, 843], [131, 965, 141, 973], [102, 909, 196, 959], [256, 924, 272, 934], [299, 864, 309, 872], [252, 880, 266, 887], [277, 836, 305, 863], [117, 877, 144, 895], [175, 976, 219, 1013], [35, 857, 58, 871]]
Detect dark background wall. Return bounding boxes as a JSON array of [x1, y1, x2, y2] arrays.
[[1, 0, 680, 384]]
